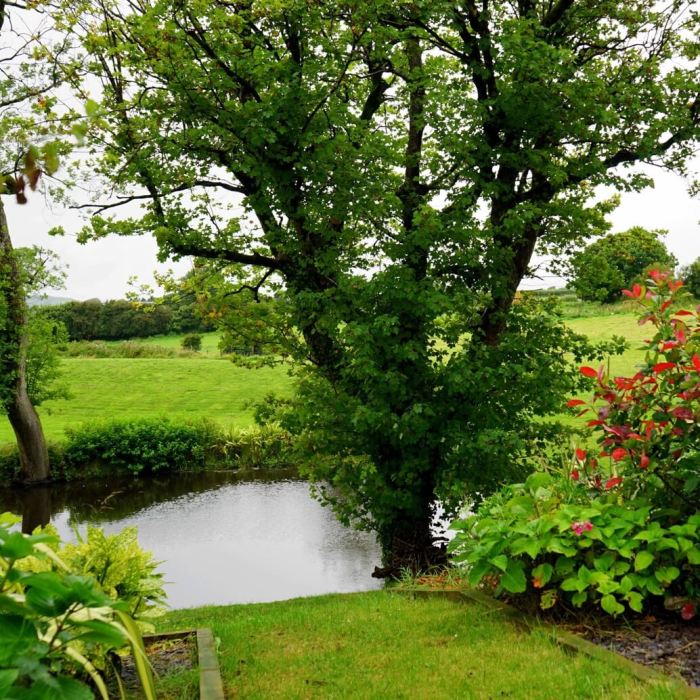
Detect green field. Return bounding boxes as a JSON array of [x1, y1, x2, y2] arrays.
[[0, 357, 294, 444], [0, 309, 658, 446]]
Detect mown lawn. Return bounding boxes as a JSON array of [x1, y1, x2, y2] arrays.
[[0, 358, 294, 444], [153, 591, 681, 699]]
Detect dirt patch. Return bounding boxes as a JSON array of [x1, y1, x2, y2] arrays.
[[118, 632, 196, 691], [563, 618, 699, 688]]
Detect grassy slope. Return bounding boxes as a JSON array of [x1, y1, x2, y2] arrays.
[[0, 358, 294, 444], [156, 591, 677, 699]]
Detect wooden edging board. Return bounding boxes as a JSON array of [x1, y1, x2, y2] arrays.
[[395, 587, 700, 699], [142, 628, 225, 700]]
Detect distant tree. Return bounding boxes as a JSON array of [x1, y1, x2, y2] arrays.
[[569, 228, 677, 303], [181, 333, 202, 352], [680, 258, 700, 298]]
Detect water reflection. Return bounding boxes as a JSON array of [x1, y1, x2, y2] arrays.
[[0, 471, 382, 608]]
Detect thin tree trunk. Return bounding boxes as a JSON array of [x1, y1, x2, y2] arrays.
[[0, 198, 50, 482]]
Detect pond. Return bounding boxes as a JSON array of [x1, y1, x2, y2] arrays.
[[0, 470, 382, 609]]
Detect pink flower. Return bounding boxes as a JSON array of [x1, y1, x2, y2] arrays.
[[571, 521, 593, 536]]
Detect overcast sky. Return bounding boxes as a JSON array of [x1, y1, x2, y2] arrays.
[[4, 163, 699, 300]]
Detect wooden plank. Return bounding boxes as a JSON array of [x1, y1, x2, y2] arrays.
[[197, 628, 226, 700]]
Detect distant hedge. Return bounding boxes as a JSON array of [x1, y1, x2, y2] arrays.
[[34, 297, 216, 342], [0, 419, 294, 482]]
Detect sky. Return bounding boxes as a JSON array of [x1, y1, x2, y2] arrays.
[[4, 163, 699, 300]]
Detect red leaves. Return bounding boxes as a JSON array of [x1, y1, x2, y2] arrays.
[[575, 448, 587, 462], [567, 399, 586, 408], [604, 476, 622, 490], [611, 448, 627, 462], [653, 362, 676, 373], [622, 284, 642, 299], [692, 355, 700, 373], [580, 366, 597, 378], [670, 406, 694, 421], [570, 469, 580, 481], [639, 453, 650, 469], [675, 309, 694, 317]]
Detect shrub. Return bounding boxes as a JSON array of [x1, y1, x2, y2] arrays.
[[450, 270, 700, 620], [61, 418, 216, 475], [181, 333, 202, 352], [680, 257, 700, 298], [0, 512, 157, 699], [62, 340, 178, 358]]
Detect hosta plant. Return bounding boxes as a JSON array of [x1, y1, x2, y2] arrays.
[[0, 512, 157, 699], [450, 271, 700, 620]]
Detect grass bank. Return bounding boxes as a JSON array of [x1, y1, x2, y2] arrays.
[[154, 591, 678, 699]]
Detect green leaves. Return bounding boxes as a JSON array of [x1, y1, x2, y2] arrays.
[[0, 512, 163, 697], [633, 551, 654, 572]]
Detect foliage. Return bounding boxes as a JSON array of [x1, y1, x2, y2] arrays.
[[180, 333, 202, 352], [0, 512, 156, 699], [61, 340, 179, 358], [25, 313, 69, 405], [450, 271, 700, 619], [680, 257, 700, 298], [61, 418, 217, 475], [0, 418, 294, 480], [568, 229, 677, 303], [60, 526, 166, 627], [450, 474, 700, 618], [51, 0, 700, 564], [38, 299, 173, 342], [274, 297, 623, 538]]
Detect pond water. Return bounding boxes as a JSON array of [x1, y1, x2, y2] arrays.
[[0, 470, 382, 609]]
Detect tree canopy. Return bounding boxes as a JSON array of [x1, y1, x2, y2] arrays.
[[568, 228, 677, 303], [55, 0, 699, 568]]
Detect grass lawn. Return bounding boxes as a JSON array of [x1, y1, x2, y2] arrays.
[[154, 591, 679, 699], [0, 358, 294, 444]]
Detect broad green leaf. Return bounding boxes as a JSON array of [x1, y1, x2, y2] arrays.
[[634, 551, 654, 572], [500, 561, 526, 594], [600, 594, 624, 616]]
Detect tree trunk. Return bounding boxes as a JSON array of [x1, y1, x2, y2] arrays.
[[0, 198, 50, 483]]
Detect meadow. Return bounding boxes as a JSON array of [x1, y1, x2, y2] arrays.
[[0, 301, 652, 446]]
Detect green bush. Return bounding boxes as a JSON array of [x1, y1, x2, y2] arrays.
[[0, 512, 157, 699], [1, 419, 296, 480], [181, 333, 202, 352], [450, 270, 699, 620], [680, 257, 700, 298], [449, 473, 700, 618], [61, 418, 216, 475]]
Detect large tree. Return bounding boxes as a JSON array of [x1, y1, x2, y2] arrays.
[[569, 227, 677, 303], [59, 0, 699, 568], [0, 1, 69, 482]]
